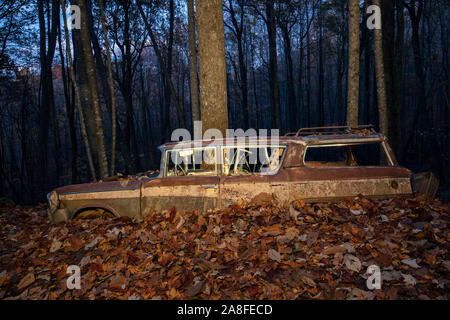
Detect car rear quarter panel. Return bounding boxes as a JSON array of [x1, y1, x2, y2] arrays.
[[286, 166, 412, 202]]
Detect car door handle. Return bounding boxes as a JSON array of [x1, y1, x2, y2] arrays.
[[203, 185, 218, 189]]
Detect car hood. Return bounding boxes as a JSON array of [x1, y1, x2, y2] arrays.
[[53, 178, 148, 195]]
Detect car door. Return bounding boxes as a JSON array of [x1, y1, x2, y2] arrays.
[[141, 146, 220, 217], [219, 145, 290, 208]]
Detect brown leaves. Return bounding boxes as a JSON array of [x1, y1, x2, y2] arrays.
[[322, 245, 347, 256], [68, 237, 84, 252], [268, 249, 282, 262], [0, 196, 448, 300], [109, 275, 129, 291], [17, 273, 35, 291], [306, 231, 319, 247]]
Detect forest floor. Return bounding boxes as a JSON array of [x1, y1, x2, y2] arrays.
[[0, 195, 448, 300]]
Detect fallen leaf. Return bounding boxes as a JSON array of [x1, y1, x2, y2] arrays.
[[322, 245, 347, 255], [49, 241, 62, 253], [306, 231, 319, 247], [343, 254, 361, 272], [17, 273, 35, 291], [268, 249, 281, 262], [401, 259, 420, 269], [401, 273, 417, 286]]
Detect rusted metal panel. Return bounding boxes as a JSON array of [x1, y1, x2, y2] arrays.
[[141, 176, 219, 216], [282, 143, 305, 168], [54, 179, 142, 194], [289, 177, 411, 201], [219, 171, 291, 208], [285, 166, 411, 181]]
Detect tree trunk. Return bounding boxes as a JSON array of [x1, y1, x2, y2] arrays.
[[122, 1, 141, 171], [60, 0, 96, 181], [363, 0, 372, 127], [265, 0, 281, 130], [318, 2, 325, 126], [58, 21, 78, 184], [373, 0, 388, 136], [163, 0, 175, 138], [380, 0, 402, 155], [347, 0, 360, 127], [87, 3, 134, 174], [187, 0, 200, 125], [78, 0, 109, 178], [99, 0, 117, 176], [195, 0, 229, 135], [306, 30, 311, 127], [280, 25, 296, 132], [38, 0, 58, 199]]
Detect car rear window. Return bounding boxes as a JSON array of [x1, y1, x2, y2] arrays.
[[304, 142, 392, 167]]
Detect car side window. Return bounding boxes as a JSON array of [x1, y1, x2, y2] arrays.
[[165, 147, 217, 176], [222, 146, 286, 175], [304, 142, 393, 167]]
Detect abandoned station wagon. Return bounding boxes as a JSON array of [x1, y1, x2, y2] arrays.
[[47, 125, 434, 223]]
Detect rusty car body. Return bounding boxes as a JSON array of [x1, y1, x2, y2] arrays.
[[47, 125, 436, 223]]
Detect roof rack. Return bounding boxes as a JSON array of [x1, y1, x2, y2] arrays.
[[286, 125, 375, 137]]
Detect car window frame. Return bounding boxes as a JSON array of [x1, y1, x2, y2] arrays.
[[163, 146, 219, 177], [302, 141, 395, 168], [220, 144, 288, 176]]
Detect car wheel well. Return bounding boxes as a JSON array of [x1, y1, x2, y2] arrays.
[[73, 207, 117, 219]]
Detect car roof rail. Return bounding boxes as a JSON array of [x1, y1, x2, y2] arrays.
[[294, 125, 375, 137]]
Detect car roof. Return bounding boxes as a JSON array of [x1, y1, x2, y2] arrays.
[[160, 133, 386, 150]]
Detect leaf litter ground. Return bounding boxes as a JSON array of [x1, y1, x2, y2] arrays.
[[0, 194, 448, 300]]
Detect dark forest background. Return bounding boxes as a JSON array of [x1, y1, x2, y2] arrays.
[[0, 0, 448, 205]]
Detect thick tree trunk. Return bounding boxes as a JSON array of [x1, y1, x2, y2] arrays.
[[195, 0, 229, 135], [347, 0, 360, 127], [60, 0, 96, 181], [78, 0, 109, 179], [187, 0, 200, 124]]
